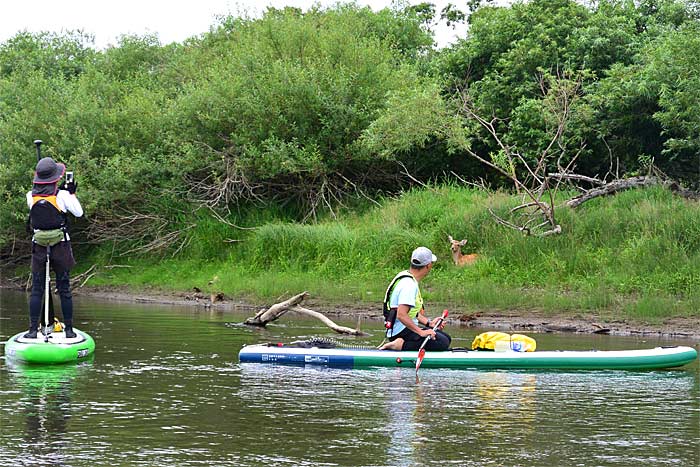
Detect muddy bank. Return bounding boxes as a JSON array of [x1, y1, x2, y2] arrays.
[[43, 284, 700, 341], [2, 279, 698, 340]]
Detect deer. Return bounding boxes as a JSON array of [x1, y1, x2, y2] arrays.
[[448, 235, 479, 266]]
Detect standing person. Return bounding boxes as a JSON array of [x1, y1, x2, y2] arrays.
[[24, 157, 83, 339], [380, 246, 451, 351]]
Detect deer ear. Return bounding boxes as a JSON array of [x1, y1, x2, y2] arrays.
[[448, 235, 454, 242], [459, 239, 468, 246]]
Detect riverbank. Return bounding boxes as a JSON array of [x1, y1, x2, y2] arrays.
[[3, 185, 700, 341], [5, 282, 695, 341]]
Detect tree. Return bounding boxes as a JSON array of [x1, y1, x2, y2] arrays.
[[0, 30, 96, 79]]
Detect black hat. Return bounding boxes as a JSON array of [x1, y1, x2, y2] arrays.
[[33, 157, 65, 184]]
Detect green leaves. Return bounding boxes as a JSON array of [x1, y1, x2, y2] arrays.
[[2, 0, 700, 257], [0, 3, 440, 254], [0, 30, 97, 79], [434, 0, 700, 184]]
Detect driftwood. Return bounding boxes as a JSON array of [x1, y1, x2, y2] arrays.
[[244, 291, 367, 336]]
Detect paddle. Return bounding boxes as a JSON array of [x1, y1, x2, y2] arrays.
[[415, 309, 448, 373], [42, 245, 52, 342], [33, 140, 56, 341]]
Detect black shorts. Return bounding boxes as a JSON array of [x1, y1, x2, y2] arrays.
[[390, 327, 451, 351], [31, 241, 76, 273]]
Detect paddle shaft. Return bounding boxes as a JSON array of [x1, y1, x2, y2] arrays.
[[33, 139, 55, 333], [43, 246, 51, 340], [415, 309, 449, 372]]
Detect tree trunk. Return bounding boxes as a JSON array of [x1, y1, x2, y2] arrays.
[[563, 176, 663, 208]]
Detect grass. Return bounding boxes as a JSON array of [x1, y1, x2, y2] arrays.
[[80, 184, 700, 322]]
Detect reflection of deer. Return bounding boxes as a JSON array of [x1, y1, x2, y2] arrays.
[[448, 235, 479, 266]]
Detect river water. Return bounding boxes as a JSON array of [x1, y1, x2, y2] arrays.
[[0, 289, 698, 466]]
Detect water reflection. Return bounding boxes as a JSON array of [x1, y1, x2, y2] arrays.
[[1, 288, 699, 467], [379, 370, 539, 467], [237, 364, 698, 467], [4, 358, 93, 465]]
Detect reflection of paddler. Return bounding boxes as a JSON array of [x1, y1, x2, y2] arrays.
[[5, 358, 93, 457], [382, 371, 418, 466], [24, 144, 83, 339], [382, 370, 448, 466]]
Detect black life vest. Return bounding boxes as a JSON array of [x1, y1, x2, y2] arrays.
[[29, 195, 67, 231]]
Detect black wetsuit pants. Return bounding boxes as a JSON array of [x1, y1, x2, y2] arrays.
[[389, 327, 451, 351], [29, 241, 75, 327]]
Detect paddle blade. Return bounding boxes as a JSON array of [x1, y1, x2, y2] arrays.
[[415, 348, 426, 372]]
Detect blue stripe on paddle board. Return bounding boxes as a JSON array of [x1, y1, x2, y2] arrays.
[[239, 350, 354, 368]]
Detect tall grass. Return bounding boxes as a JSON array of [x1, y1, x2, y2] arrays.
[[89, 185, 700, 321]]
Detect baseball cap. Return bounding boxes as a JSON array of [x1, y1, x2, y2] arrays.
[[411, 246, 437, 267]]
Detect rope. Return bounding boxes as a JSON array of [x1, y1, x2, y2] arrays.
[[288, 336, 375, 351]]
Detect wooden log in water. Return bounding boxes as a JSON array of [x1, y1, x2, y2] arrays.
[[244, 291, 367, 336]]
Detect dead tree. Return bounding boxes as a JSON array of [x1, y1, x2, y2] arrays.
[[244, 291, 367, 336], [458, 72, 585, 236], [459, 72, 700, 224]]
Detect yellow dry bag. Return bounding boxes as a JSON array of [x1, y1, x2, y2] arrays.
[[471, 331, 536, 352]]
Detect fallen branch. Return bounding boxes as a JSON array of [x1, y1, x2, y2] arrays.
[[289, 306, 366, 336], [73, 264, 98, 288], [564, 176, 663, 208], [244, 292, 367, 336], [548, 173, 606, 185], [668, 182, 700, 201]]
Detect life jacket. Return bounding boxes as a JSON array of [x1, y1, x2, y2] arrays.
[[382, 270, 423, 329], [29, 194, 67, 241]]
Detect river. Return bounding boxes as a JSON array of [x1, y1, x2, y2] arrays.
[[1, 289, 698, 466]]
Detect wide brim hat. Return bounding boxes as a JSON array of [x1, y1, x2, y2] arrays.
[[33, 157, 65, 184]]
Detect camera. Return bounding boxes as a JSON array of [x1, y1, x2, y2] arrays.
[[66, 171, 74, 183]]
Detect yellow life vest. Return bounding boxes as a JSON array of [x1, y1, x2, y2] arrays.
[[382, 270, 424, 329], [32, 194, 62, 211]]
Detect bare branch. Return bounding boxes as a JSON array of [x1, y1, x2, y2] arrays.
[[455, 72, 589, 237], [243, 292, 367, 336], [206, 205, 257, 231], [548, 173, 605, 185], [488, 208, 530, 235], [565, 176, 664, 208]]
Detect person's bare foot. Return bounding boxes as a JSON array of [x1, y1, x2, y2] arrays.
[[379, 338, 404, 351]]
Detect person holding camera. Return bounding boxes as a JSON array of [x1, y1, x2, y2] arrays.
[[24, 156, 83, 339]]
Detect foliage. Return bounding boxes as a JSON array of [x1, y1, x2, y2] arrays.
[[0, 30, 97, 78], [92, 185, 700, 319], [0, 4, 433, 254], [430, 0, 700, 182], [1, 0, 700, 265], [643, 23, 700, 173]]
